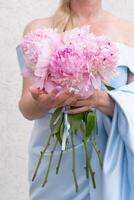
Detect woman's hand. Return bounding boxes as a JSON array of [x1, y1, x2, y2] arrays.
[[67, 90, 115, 117], [29, 86, 81, 111], [19, 83, 81, 121]]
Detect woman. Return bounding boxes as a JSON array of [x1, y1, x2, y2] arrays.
[[16, 0, 134, 199]]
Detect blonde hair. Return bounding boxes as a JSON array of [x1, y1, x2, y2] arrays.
[[52, 0, 75, 32]]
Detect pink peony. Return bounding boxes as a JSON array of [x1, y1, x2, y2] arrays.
[[47, 45, 95, 97], [20, 26, 119, 98], [21, 27, 61, 73], [93, 36, 119, 82]]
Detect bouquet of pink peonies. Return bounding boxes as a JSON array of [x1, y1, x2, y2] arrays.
[[21, 26, 119, 192]]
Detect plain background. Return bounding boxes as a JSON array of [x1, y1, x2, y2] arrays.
[[0, 0, 133, 199]]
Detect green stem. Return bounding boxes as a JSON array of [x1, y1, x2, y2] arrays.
[[32, 133, 52, 181], [56, 150, 63, 175], [80, 124, 96, 188], [42, 139, 58, 187], [89, 136, 103, 169], [70, 132, 79, 192], [84, 161, 89, 179]]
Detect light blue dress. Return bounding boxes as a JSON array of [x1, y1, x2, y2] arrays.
[[16, 42, 134, 200]]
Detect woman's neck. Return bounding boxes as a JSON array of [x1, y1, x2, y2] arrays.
[[71, 0, 104, 25]]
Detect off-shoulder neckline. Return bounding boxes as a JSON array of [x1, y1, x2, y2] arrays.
[[115, 42, 134, 50], [16, 26, 134, 50], [16, 42, 134, 51]]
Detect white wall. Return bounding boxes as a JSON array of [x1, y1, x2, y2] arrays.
[[0, 0, 133, 200]]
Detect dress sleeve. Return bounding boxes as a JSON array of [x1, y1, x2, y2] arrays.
[[16, 45, 26, 74], [95, 82, 134, 200]]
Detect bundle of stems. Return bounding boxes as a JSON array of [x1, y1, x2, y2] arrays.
[[32, 107, 103, 192]]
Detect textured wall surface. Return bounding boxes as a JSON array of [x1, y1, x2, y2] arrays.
[[0, 0, 133, 200]]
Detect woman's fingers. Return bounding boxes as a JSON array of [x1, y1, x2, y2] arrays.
[[67, 106, 91, 114], [61, 94, 81, 107], [72, 99, 93, 107], [54, 89, 74, 106], [28, 86, 82, 110], [29, 86, 41, 100], [72, 100, 88, 107], [71, 92, 99, 108], [50, 88, 61, 95], [46, 88, 61, 102], [29, 86, 48, 99], [66, 91, 100, 114]]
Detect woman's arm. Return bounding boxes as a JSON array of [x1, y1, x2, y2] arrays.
[[94, 91, 115, 116], [18, 77, 57, 120]]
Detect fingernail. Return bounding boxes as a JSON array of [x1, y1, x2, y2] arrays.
[[69, 87, 75, 94], [54, 87, 62, 95], [74, 88, 80, 94], [56, 86, 62, 92], [29, 86, 33, 90], [29, 87, 34, 92]]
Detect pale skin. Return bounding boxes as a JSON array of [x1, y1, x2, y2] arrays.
[[18, 0, 134, 120]]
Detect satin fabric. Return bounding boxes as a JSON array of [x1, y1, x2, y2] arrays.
[[16, 43, 134, 200], [89, 44, 134, 200]]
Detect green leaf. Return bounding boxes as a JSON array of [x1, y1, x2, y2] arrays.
[[50, 108, 63, 134], [82, 112, 88, 124], [59, 120, 64, 144], [104, 84, 115, 91], [50, 108, 62, 127], [86, 112, 96, 137], [53, 112, 64, 145], [55, 132, 62, 145], [52, 116, 63, 134], [68, 113, 83, 134]]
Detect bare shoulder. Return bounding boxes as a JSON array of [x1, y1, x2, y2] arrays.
[[106, 11, 134, 47], [117, 18, 134, 47], [23, 17, 53, 36]]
